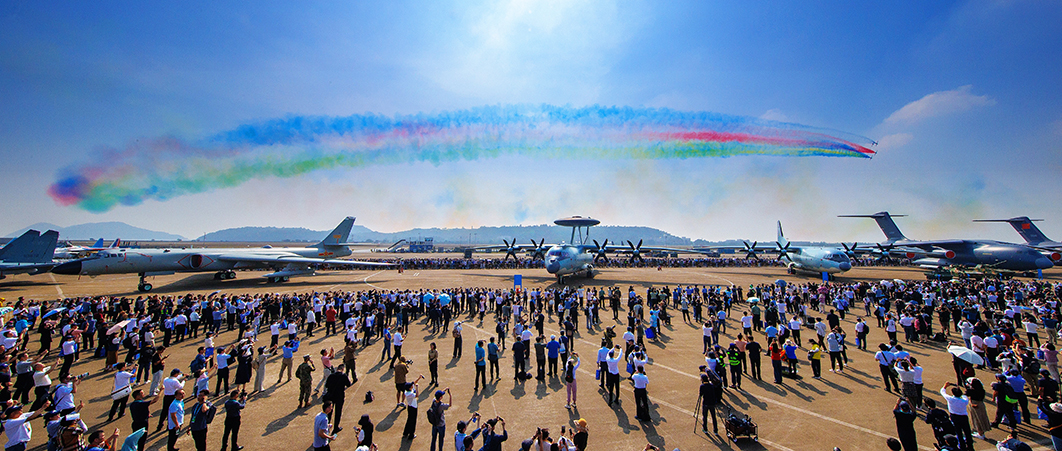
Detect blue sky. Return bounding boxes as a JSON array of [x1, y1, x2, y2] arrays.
[[1, 1, 1060, 242]]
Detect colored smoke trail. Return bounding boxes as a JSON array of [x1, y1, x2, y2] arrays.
[[48, 104, 876, 212]]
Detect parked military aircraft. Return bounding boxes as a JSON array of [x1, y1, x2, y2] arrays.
[[52, 217, 392, 292], [840, 212, 1053, 272], [742, 221, 853, 278], [476, 216, 718, 283], [973, 217, 1062, 261], [0, 229, 60, 279], [54, 238, 120, 259]]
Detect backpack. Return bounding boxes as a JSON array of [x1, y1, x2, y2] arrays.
[[565, 365, 574, 383], [426, 401, 440, 425]]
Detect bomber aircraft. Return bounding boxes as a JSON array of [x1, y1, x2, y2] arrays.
[[52, 217, 392, 292], [840, 212, 1053, 272], [0, 229, 60, 279]]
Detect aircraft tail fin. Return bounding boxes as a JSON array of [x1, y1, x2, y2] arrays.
[[973, 217, 1051, 245], [0, 230, 59, 263], [91, 238, 104, 249], [838, 212, 908, 242], [776, 221, 789, 248], [108, 238, 121, 248], [317, 217, 356, 247]]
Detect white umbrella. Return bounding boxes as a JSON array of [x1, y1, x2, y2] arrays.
[[948, 345, 984, 366], [107, 319, 132, 335], [42, 307, 66, 319], [746, 297, 760, 304]]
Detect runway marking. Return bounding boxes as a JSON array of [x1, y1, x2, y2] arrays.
[[673, 268, 734, 286], [48, 273, 64, 298], [362, 271, 387, 290]]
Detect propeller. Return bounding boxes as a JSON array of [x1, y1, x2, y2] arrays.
[[592, 239, 610, 264], [841, 242, 859, 258], [875, 243, 895, 263], [502, 239, 520, 262], [742, 241, 760, 260], [529, 238, 548, 261], [776, 241, 792, 261], [626, 239, 644, 263]]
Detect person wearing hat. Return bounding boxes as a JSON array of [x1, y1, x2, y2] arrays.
[[572, 418, 588, 451], [4, 400, 50, 451], [428, 388, 451, 451], [479, 416, 507, 451], [296, 354, 316, 409]]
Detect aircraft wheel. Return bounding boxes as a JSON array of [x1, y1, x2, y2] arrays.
[[214, 273, 223, 280], [266, 277, 276, 283], [138, 283, 152, 293], [281, 276, 290, 282], [227, 271, 237, 280]]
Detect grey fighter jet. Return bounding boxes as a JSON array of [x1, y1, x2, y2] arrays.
[[52, 217, 392, 292], [840, 212, 1053, 272], [0, 229, 60, 279]]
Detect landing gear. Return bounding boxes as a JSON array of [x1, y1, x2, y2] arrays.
[[556, 275, 565, 285], [214, 270, 237, 280], [267, 276, 291, 284], [137, 274, 152, 293]]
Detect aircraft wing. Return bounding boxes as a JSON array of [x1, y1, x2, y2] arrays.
[[215, 255, 394, 267], [0, 262, 57, 276]]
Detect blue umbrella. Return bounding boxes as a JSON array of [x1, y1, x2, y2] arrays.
[[774, 279, 787, 287], [42, 307, 66, 319], [121, 428, 146, 451]]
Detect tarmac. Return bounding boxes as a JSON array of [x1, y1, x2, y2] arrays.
[[3, 262, 1061, 451]]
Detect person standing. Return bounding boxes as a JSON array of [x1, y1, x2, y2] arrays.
[[128, 389, 159, 451], [313, 401, 338, 451], [391, 327, 404, 368], [745, 338, 762, 381], [473, 340, 487, 391], [314, 347, 336, 397], [596, 341, 609, 390], [534, 336, 547, 381], [166, 389, 186, 451], [428, 388, 452, 451], [252, 346, 269, 394], [278, 339, 300, 383], [939, 382, 973, 451], [893, 398, 918, 451], [394, 356, 410, 407], [605, 346, 622, 405], [109, 362, 136, 421], [452, 322, 463, 358], [296, 355, 316, 409], [189, 389, 216, 451], [157, 369, 185, 432], [402, 376, 422, 440], [564, 353, 580, 409], [324, 364, 352, 433], [3, 400, 51, 451], [220, 389, 246, 451], [428, 343, 439, 386], [487, 338, 500, 381], [632, 366, 650, 421], [699, 372, 722, 436]]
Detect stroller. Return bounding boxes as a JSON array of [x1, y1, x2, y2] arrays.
[[724, 405, 758, 443]]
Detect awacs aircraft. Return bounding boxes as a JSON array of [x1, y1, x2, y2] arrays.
[[54, 238, 120, 260], [840, 212, 1053, 272], [0, 229, 60, 279], [52, 217, 392, 292], [973, 217, 1062, 262], [478, 216, 717, 283], [742, 222, 853, 279]]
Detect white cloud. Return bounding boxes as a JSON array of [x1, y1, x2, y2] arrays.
[[759, 109, 789, 122], [875, 133, 914, 150], [884, 85, 995, 124]]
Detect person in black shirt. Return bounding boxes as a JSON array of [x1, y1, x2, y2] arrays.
[[189, 389, 216, 451], [922, 399, 955, 447], [698, 372, 722, 435], [128, 389, 160, 451], [1040, 370, 1060, 401], [221, 390, 246, 451], [745, 339, 762, 381], [323, 364, 352, 433], [893, 398, 918, 451]]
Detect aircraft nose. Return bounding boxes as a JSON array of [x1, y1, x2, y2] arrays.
[[839, 262, 852, 271], [546, 261, 560, 274], [1036, 257, 1054, 269], [52, 260, 82, 275]]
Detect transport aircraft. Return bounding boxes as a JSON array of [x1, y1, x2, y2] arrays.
[[741, 221, 853, 279], [973, 217, 1062, 261], [840, 212, 1053, 272], [52, 217, 392, 292], [0, 229, 60, 279]]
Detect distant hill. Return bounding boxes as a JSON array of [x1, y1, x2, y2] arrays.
[[197, 223, 706, 246], [7, 222, 186, 241]]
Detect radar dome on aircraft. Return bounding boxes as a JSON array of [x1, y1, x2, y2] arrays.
[[553, 216, 600, 227]]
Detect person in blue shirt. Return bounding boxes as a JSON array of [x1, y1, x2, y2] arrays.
[[278, 339, 300, 383], [783, 339, 799, 375], [487, 338, 500, 380], [473, 341, 486, 391], [84, 429, 120, 451], [545, 336, 561, 377]]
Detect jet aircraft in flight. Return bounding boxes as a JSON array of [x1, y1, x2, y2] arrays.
[[52, 217, 392, 292]]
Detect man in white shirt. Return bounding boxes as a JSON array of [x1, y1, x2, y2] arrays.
[[940, 382, 974, 450], [167, 389, 186, 451], [605, 346, 622, 405], [157, 369, 185, 432], [632, 367, 650, 421], [109, 362, 136, 421], [788, 318, 802, 346], [741, 312, 753, 337], [392, 328, 404, 365], [4, 402, 50, 451]]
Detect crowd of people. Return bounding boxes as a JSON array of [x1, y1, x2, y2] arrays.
[[0, 275, 1060, 450]]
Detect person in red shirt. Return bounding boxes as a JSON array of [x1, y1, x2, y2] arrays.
[[325, 306, 338, 336]]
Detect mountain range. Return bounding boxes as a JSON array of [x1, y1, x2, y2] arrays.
[[7, 222, 186, 241]]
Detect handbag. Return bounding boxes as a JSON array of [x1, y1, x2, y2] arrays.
[[111, 385, 132, 400]]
